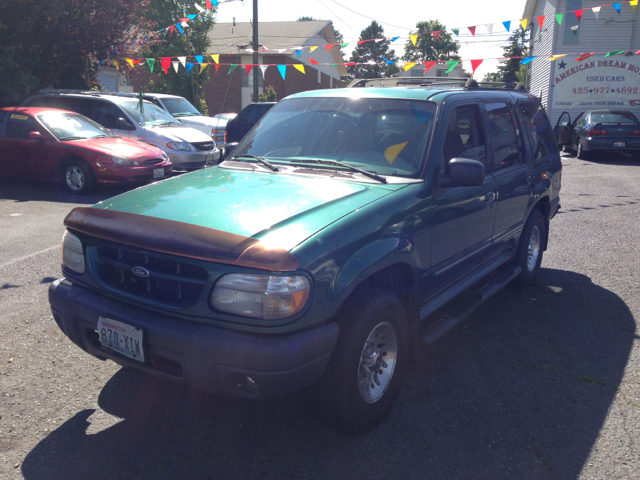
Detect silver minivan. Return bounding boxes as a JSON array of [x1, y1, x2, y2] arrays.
[[22, 92, 220, 170]]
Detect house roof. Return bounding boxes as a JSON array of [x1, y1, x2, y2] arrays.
[[523, 0, 538, 20]]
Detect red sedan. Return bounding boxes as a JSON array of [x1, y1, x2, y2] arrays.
[[0, 107, 172, 194]]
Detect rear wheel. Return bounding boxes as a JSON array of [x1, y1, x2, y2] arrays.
[[515, 209, 546, 288], [60, 159, 96, 194], [576, 140, 588, 160]]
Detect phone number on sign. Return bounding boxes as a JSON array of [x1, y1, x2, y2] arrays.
[[573, 86, 639, 94]]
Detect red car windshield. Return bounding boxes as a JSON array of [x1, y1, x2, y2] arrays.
[[37, 112, 115, 141]]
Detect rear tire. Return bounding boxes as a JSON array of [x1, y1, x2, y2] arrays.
[[319, 288, 409, 433], [60, 159, 96, 194], [576, 140, 588, 160], [514, 209, 546, 288]]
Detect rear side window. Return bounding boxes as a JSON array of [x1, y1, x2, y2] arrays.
[[518, 102, 558, 160], [442, 104, 487, 167], [6, 114, 41, 139], [236, 104, 273, 125], [486, 102, 521, 171]]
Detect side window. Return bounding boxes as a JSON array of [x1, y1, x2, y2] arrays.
[[442, 104, 487, 166], [7, 114, 40, 139], [91, 101, 124, 129], [519, 102, 558, 160], [486, 102, 521, 171], [576, 114, 587, 127]]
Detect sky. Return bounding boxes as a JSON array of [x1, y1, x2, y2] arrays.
[[212, 0, 529, 80]]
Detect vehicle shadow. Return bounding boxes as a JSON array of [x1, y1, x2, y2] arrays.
[[564, 151, 640, 166], [21, 268, 636, 480]]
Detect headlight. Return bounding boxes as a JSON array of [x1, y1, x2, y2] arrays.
[[61, 230, 85, 274], [166, 142, 191, 151], [111, 156, 131, 165], [211, 273, 310, 320]]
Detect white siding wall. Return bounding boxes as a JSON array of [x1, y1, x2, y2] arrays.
[[529, 0, 558, 109], [97, 68, 118, 92]]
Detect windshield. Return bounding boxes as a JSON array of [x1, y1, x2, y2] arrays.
[[215, 113, 237, 121], [120, 101, 179, 127], [591, 112, 638, 124], [37, 112, 115, 141], [160, 97, 201, 117], [232, 97, 437, 177]]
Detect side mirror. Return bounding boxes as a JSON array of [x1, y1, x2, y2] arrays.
[[441, 158, 486, 187], [116, 117, 136, 131], [224, 142, 238, 158], [28, 131, 44, 140]]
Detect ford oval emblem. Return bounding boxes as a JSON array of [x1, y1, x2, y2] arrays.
[[132, 266, 150, 278]]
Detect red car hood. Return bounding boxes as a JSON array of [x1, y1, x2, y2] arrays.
[[66, 137, 163, 159]]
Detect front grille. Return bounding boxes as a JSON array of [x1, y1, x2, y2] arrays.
[[292, 168, 355, 179], [91, 244, 209, 307], [144, 158, 165, 165], [192, 141, 214, 151]]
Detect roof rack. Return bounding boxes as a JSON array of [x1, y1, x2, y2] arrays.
[[419, 78, 527, 91], [37, 89, 141, 98]]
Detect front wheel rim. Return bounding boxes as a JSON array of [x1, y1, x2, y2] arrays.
[[65, 166, 84, 191], [527, 225, 541, 272], [358, 321, 398, 404]]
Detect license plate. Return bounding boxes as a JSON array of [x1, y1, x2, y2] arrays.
[[97, 316, 144, 362], [153, 168, 165, 178], [614, 141, 625, 147]]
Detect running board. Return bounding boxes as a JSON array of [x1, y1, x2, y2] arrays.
[[421, 265, 522, 345]]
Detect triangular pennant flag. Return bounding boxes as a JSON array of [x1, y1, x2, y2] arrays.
[[186, 63, 194, 75], [228, 64, 238, 74], [200, 63, 208, 74], [520, 18, 528, 30], [555, 13, 564, 25], [212, 0, 218, 6], [632, 1, 638, 12], [125, 58, 135, 68], [187, 14, 197, 19], [177, 57, 186, 67], [211, 54, 219, 64], [452, 29, 459, 36], [502, 21, 511, 32], [409, 34, 418, 46], [277, 65, 286, 80], [309, 46, 318, 52], [293, 64, 305, 74], [206, 0, 213, 8], [424, 61, 437, 72], [295, 48, 302, 57], [486, 25, 493, 35], [592, 6, 601, 19], [575, 9, 583, 22], [381, 56, 395, 65], [605, 50, 625, 57], [613, 3, 621, 14], [549, 54, 568, 61], [341, 42, 349, 48], [325, 44, 333, 52], [403, 62, 416, 71], [576, 53, 595, 62], [309, 58, 319, 65], [537, 15, 546, 28], [170, 25, 175, 36], [172, 61, 179, 73], [390, 36, 400, 42], [195, 3, 205, 12], [470, 59, 483, 74], [344, 62, 357, 67], [357, 40, 367, 45], [445, 60, 459, 73], [244, 64, 253, 77], [194, 55, 203, 64], [433, 31, 441, 40], [468, 26, 476, 36], [214, 64, 220, 74], [384, 142, 408, 165], [147, 58, 155, 73], [179, 17, 189, 22], [521, 56, 536, 65], [260, 65, 268, 79], [176, 23, 184, 35]]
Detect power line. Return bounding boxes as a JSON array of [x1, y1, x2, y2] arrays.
[[327, 0, 414, 31], [315, 0, 361, 36]]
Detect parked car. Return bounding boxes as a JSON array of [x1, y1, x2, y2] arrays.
[[223, 102, 275, 157], [21, 91, 220, 170], [49, 84, 561, 432], [554, 109, 640, 159], [0, 107, 172, 194]]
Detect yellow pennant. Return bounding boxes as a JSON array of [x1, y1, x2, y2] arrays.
[[632, 0, 638, 12], [549, 54, 567, 61], [125, 58, 135, 68], [309, 46, 318, 52], [409, 34, 418, 46], [293, 64, 305, 74], [113, 59, 120, 69], [520, 18, 528, 30], [211, 54, 219, 64], [200, 63, 208, 73], [384, 142, 408, 165], [403, 62, 416, 71]]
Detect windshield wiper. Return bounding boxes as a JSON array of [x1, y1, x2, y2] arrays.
[[231, 154, 280, 172], [59, 136, 87, 141], [289, 159, 387, 183], [90, 134, 110, 139]]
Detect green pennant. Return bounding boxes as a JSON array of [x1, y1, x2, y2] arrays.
[[147, 58, 155, 73], [341, 42, 349, 48], [555, 13, 563, 25], [452, 29, 459, 36], [605, 50, 625, 57], [228, 64, 238, 74], [445, 60, 459, 73]]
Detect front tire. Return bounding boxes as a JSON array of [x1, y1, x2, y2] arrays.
[[319, 288, 409, 433], [60, 159, 96, 194], [576, 140, 588, 160], [515, 209, 546, 288]]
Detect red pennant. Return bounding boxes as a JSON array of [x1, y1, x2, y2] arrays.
[[244, 64, 253, 77], [470, 59, 483, 74], [170, 25, 174, 36], [537, 15, 546, 28], [357, 40, 367, 45], [575, 9, 583, 22], [309, 58, 319, 65], [424, 61, 437, 72], [468, 26, 476, 36], [575, 52, 595, 62], [432, 31, 441, 40], [206, 0, 213, 8], [215, 64, 220, 73], [325, 44, 333, 52], [160, 58, 171, 75], [345, 62, 357, 66], [179, 17, 189, 22]]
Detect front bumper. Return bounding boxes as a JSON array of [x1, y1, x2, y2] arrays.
[[97, 163, 173, 184], [49, 279, 338, 399], [167, 149, 220, 170]]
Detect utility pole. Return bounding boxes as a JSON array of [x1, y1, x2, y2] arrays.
[[252, 0, 259, 103]]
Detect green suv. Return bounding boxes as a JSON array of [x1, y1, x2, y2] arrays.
[[49, 84, 562, 432]]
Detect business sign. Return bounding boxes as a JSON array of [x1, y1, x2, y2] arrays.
[[553, 57, 640, 109]]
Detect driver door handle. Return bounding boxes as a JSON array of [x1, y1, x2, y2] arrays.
[[484, 191, 496, 203]]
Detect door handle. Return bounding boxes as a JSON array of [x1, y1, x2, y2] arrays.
[[484, 191, 496, 203]]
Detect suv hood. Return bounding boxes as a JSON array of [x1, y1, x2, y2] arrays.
[[94, 167, 399, 251], [148, 125, 212, 143], [177, 116, 221, 128]]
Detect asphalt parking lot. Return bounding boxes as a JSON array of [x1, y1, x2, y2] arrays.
[[1, 154, 639, 480]]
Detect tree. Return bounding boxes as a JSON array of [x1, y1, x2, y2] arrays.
[[516, 64, 528, 86], [403, 20, 459, 62], [497, 27, 529, 83], [258, 85, 277, 102], [140, 0, 216, 114], [347, 21, 399, 79], [482, 71, 502, 82], [0, 0, 151, 101]]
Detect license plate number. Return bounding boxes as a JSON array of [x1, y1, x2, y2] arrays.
[[97, 316, 144, 362], [153, 168, 165, 178], [614, 141, 625, 147]]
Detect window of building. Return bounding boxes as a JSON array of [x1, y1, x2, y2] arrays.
[[485, 102, 521, 171], [436, 70, 448, 77], [411, 70, 423, 77], [241, 67, 264, 88], [563, 0, 583, 44]]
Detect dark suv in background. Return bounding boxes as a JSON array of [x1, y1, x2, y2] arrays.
[[223, 102, 275, 158]]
